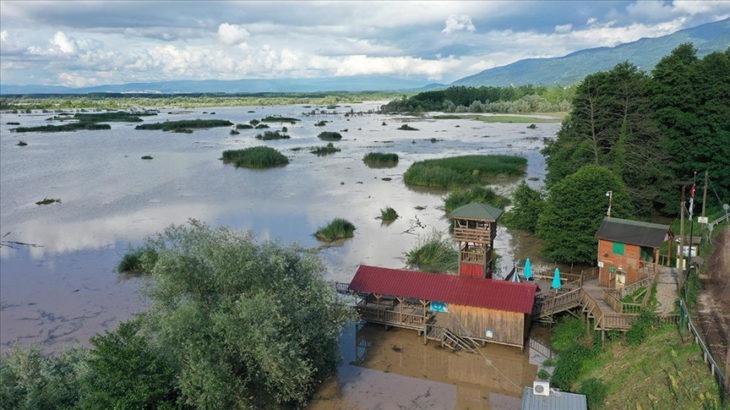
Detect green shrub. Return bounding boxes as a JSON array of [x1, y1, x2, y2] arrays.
[[444, 186, 510, 213], [310, 143, 340, 156], [260, 116, 300, 123], [551, 317, 585, 352], [405, 231, 458, 273], [378, 207, 398, 222], [551, 344, 597, 390], [363, 152, 399, 168], [403, 155, 527, 189], [317, 131, 342, 141], [578, 378, 608, 409], [397, 124, 418, 130], [315, 218, 356, 242], [135, 119, 232, 131], [626, 309, 658, 346], [117, 247, 158, 273], [542, 357, 556, 367], [222, 146, 289, 169], [537, 369, 550, 380], [502, 181, 544, 233], [255, 130, 290, 140]]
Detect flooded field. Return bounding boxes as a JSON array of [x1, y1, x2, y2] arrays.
[[0, 102, 560, 352], [311, 323, 539, 409]]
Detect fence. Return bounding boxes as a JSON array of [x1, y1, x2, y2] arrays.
[[679, 298, 727, 398]]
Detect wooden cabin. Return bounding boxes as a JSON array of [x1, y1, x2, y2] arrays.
[[348, 265, 538, 349], [449, 203, 502, 278], [595, 217, 671, 288]]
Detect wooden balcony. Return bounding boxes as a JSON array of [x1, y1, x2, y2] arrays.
[[453, 227, 492, 244]]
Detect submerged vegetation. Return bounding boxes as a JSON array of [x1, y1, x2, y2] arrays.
[[221, 146, 289, 169], [310, 143, 340, 156], [260, 115, 300, 123], [405, 231, 458, 273], [397, 124, 418, 131], [117, 247, 158, 273], [35, 198, 61, 205], [377, 207, 398, 223], [403, 155, 527, 189], [444, 186, 510, 213], [255, 130, 290, 140], [135, 119, 233, 131], [13, 122, 111, 132], [362, 152, 399, 168], [317, 131, 342, 141], [314, 218, 356, 242]]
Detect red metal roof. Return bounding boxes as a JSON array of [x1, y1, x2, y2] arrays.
[[349, 265, 538, 314]]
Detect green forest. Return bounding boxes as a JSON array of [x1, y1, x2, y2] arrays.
[[506, 44, 730, 263]]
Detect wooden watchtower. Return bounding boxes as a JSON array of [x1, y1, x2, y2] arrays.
[[448, 203, 502, 278]]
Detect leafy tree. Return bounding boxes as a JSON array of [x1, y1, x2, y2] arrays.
[[537, 165, 632, 264], [141, 221, 351, 408], [80, 320, 178, 409], [0, 347, 86, 410], [502, 181, 544, 233]]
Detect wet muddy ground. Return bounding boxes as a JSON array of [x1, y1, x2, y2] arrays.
[[1, 103, 560, 353]]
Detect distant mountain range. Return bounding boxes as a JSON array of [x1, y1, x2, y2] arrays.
[[453, 18, 730, 87], [2, 19, 728, 95], [0, 76, 441, 95]]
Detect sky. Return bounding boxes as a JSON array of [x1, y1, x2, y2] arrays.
[[1, 1, 729, 87]]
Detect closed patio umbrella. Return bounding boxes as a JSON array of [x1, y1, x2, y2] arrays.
[[551, 267, 561, 290], [524, 258, 533, 280]]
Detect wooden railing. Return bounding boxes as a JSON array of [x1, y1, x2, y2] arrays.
[[537, 288, 582, 317], [453, 227, 491, 243], [356, 305, 428, 330], [460, 250, 484, 263], [621, 273, 653, 297], [603, 289, 642, 314]]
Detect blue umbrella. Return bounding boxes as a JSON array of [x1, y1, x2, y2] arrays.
[[524, 258, 533, 280], [551, 267, 562, 290]]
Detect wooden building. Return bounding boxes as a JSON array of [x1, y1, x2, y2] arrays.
[[348, 265, 538, 349], [449, 203, 502, 278], [595, 217, 671, 288]]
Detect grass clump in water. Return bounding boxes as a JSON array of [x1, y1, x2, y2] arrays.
[[73, 111, 156, 122], [403, 155, 527, 189], [314, 218, 356, 242], [363, 152, 399, 168], [260, 116, 300, 123], [255, 130, 290, 140], [314, 120, 328, 127], [17, 141, 27, 146], [444, 186, 510, 213], [377, 207, 398, 223], [117, 247, 158, 274], [310, 143, 340, 156], [135, 119, 233, 131], [398, 124, 418, 131], [35, 198, 61, 205], [404, 231, 458, 273], [317, 131, 342, 141], [236, 123, 253, 129], [141, 155, 153, 160], [230, 129, 240, 135], [222, 146, 289, 169], [13, 122, 111, 133], [255, 123, 270, 129]]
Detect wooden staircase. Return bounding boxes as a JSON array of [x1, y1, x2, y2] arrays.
[[441, 328, 479, 353]]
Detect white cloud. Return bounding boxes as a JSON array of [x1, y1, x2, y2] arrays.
[[58, 72, 97, 87], [0, 30, 7, 42], [442, 14, 476, 34], [50, 31, 76, 54], [587, 17, 598, 26], [554, 24, 573, 33], [217, 22, 249, 45]]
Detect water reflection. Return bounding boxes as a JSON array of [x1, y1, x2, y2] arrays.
[[1, 103, 561, 350]]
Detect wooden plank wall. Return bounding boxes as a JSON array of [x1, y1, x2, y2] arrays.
[[446, 304, 525, 347]]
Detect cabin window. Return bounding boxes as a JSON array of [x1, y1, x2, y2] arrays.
[[612, 242, 625, 255]]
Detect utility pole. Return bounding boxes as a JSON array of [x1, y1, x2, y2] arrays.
[[685, 171, 698, 294], [606, 191, 613, 217], [701, 170, 709, 218], [678, 185, 685, 287]]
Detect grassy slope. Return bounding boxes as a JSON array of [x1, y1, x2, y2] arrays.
[[577, 325, 721, 409]]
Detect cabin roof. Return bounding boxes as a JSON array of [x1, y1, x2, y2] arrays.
[[349, 265, 537, 314], [595, 217, 670, 248], [448, 202, 503, 221], [521, 387, 587, 410]]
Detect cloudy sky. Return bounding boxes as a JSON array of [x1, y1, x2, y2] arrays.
[[1, 1, 729, 87]]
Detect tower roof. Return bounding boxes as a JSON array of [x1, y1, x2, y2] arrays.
[[448, 202, 503, 221]]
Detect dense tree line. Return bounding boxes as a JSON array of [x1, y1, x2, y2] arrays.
[[1, 222, 350, 409], [381, 85, 575, 113], [544, 44, 730, 215], [508, 44, 729, 263]]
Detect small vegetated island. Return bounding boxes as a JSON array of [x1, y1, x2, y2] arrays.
[[397, 124, 418, 131], [221, 146, 289, 169], [403, 155, 527, 189], [378, 206, 398, 223], [363, 152, 399, 168], [310, 143, 340, 156], [260, 115, 300, 124], [12, 110, 158, 132], [255, 130, 290, 140], [314, 218, 356, 242], [135, 119, 233, 133], [444, 185, 510, 213], [317, 131, 342, 141]]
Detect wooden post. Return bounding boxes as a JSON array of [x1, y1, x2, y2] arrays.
[[701, 169, 708, 218], [679, 186, 685, 276]]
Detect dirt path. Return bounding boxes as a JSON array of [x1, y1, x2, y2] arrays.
[[696, 226, 730, 386], [655, 267, 678, 315]]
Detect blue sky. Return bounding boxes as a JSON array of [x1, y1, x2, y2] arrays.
[[1, 1, 729, 87]]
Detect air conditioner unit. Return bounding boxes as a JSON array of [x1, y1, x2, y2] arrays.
[[533, 381, 550, 396]]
